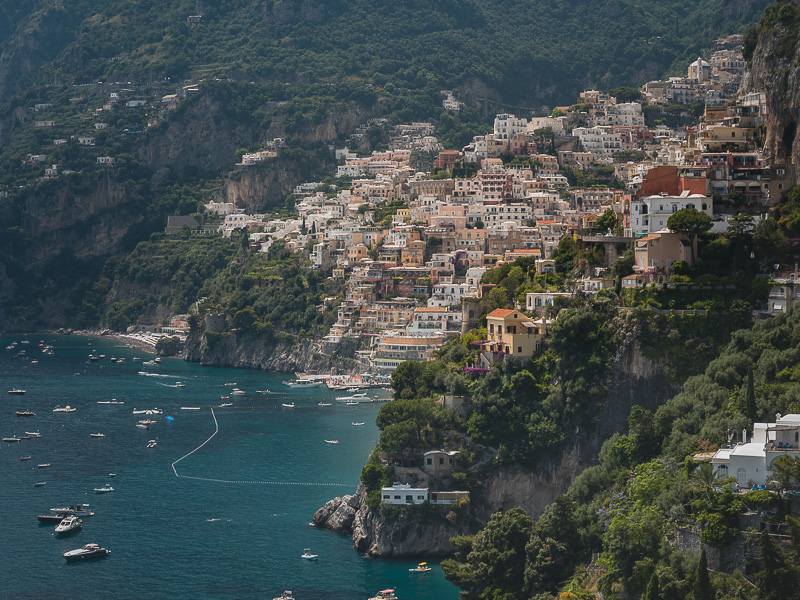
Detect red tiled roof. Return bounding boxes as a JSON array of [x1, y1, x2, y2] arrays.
[[487, 309, 515, 318]]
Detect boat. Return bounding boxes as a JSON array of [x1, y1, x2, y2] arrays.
[[257, 389, 271, 394], [16, 411, 35, 417], [38, 463, 50, 468], [32, 482, 46, 487], [220, 395, 230, 400], [325, 440, 339, 444], [345, 401, 359, 406], [135, 423, 149, 429], [55, 516, 83, 534], [281, 403, 295, 408], [368, 589, 398, 600], [38, 513, 68, 523], [272, 591, 294, 600], [89, 433, 106, 438], [20, 456, 31, 461], [97, 399, 124, 405], [138, 419, 155, 424], [318, 402, 332, 406], [180, 406, 201, 410], [147, 440, 157, 448], [132, 408, 162, 414], [53, 405, 76, 412], [230, 388, 246, 395], [218, 402, 233, 408], [7, 389, 26, 395], [301, 548, 318, 560], [283, 379, 323, 388], [409, 562, 431, 573], [26, 431, 41, 438], [63, 543, 110, 562], [94, 484, 114, 493], [176, 382, 186, 387], [223, 382, 237, 386], [109, 473, 116, 477], [50, 504, 93, 516], [2, 436, 22, 442], [335, 393, 370, 403], [352, 422, 365, 426]]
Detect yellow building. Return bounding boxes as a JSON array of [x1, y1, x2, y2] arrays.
[[480, 309, 546, 365]]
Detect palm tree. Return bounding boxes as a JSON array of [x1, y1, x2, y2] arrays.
[[689, 462, 728, 499]]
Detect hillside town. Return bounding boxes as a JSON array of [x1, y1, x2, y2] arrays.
[[150, 37, 795, 375]]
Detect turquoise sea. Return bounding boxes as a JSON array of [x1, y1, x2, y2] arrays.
[[1, 334, 460, 600]]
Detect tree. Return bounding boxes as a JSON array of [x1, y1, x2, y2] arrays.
[[754, 218, 789, 268], [746, 366, 757, 422], [727, 213, 755, 236], [594, 208, 617, 233], [644, 572, 660, 600], [667, 208, 712, 264], [692, 548, 713, 600]]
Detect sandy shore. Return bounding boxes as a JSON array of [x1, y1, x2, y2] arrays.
[[72, 330, 158, 355]]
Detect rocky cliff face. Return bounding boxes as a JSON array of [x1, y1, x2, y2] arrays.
[[312, 484, 470, 557], [313, 330, 680, 557], [740, 18, 800, 177], [183, 328, 368, 375]]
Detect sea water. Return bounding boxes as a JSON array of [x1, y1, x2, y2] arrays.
[[0, 334, 459, 600]]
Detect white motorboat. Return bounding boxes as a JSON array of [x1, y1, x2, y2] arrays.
[[147, 440, 157, 448], [20, 456, 31, 461], [281, 403, 295, 408], [94, 484, 114, 493], [26, 431, 41, 437], [89, 433, 106, 438], [63, 543, 110, 561], [175, 382, 185, 387], [272, 591, 294, 600], [256, 389, 271, 394], [368, 590, 398, 600], [16, 411, 35, 416], [301, 548, 318, 560], [38, 463, 50, 468], [50, 504, 93, 516], [325, 440, 339, 444], [335, 393, 370, 403], [135, 423, 149, 429], [352, 422, 365, 426], [218, 402, 233, 408], [409, 562, 432, 572], [53, 405, 76, 412], [138, 419, 155, 425], [32, 481, 46, 487], [345, 401, 359, 406], [7, 388, 26, 394], [2, 436, 22, 442], [55, 516, 82, 534], [97, 399, 124, 405], [230, 388, 246, 395], [318, 402, 332, 406], [283, 379, 323, 387], [180, 406, 200, 410]]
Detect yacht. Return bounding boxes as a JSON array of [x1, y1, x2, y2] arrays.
[[2, 436, 22, 442], [335, 393, 370, 403], [63, 543, 110, 561], [16, 411, 35, 417], [283, 379, 323, 388], [89, 433, 106, 438], [180, 406, 201, 410], [7, 388, 26, 395], [38, 463, 50, 468], [368, 590, 398, 600], [281, 402, 295, 408], [55, 516, 82, 535], [50, 504, 93, 516], [94, 484, 114, 493], [97, 399, 124, 405], [26, 431, 42, 438], [32, 482, 46, 487]]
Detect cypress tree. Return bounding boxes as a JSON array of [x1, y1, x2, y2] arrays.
[[693, 548, 713, 600], [746, 366, 756, 422], [644, 572, 660, 600]]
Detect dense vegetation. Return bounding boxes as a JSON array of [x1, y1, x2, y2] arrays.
[[0, 0, 770, 108]]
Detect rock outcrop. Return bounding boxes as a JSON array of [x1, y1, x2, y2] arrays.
[[312, 485, 470, 557]]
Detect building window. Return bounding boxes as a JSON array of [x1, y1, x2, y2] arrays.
[[439, 458, 444, 465], [426, 458, 432, 465]]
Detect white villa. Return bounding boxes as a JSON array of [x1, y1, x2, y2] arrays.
[[711, 413, 800, 488], [381, 482, 469, 505]]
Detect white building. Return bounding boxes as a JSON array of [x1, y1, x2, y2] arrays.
[[572, 126, 623, 163], [494, 114, 528, 141], [626, 192, 713, 236], [711, 414, 800, 488]]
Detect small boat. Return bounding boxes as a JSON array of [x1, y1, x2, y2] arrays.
[[97, 399, 124, 405], [38, 463, 50, 468], [50, 504, 93, 516], [318, 402, 332, 406], [7, 389, 26, 395], [409, 562, 431, 573], [89, 433, 106, 438], [109, 473, 116, 477], [16, 411, 35, 417], [180, 406, 200, 410], [352, 422, 365, 426], [230, 388, 246, 395], [2, 436, 22, 442], [325, 440, 339, 444], [94, 484, 114, 493], [135, 424, 149, 429], [272, 592, 294, 600], [63, 543, 110, 561], [176, 382, 185, 387], [132, 357, 141, 361], [368, 589, 398, 600], [301, 548, 318, 560], [218, 402, 233, 408], [26, 431, 41, 438], [220, 395, 230, 400], [335, 393, 370, 403], [138, 419, 155, 424], [53, 405, 76, 412], [20, 456, 31, 461], [223, 382, 237, 386], [32, 482, 46, 487], [147, 440, 157, 448], [55, 516, 82, 534], [257, 389, 271, 394], [345, 401, 358, 406], [281, 403, 295, 408]]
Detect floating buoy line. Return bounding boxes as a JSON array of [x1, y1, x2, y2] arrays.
[[171, 408, 350, 488]]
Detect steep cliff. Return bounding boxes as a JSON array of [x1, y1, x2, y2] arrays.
[[183, 328, 368, 375], [740, 1, 800, 177], [313, 330, 681, 557]]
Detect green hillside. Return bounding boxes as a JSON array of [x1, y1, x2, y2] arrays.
[[0, 0, 771, 106]]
